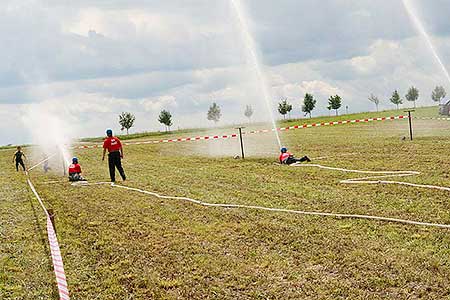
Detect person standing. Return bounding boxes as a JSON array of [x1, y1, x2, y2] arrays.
[[102, 129, 126, 182], [12, 146, 27, 171]]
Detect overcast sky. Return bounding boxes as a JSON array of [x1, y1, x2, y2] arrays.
[[1, 0, 450, 145]]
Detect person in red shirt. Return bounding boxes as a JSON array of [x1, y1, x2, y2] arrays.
[[102, 129, 126, 182], [68, 157, 86, 181], [279, 147, 311, 165]]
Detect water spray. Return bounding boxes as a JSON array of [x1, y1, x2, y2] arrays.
[[230, 0, 282, 148], [402, 0, 450, 88]]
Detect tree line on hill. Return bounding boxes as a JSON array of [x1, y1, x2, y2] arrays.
[[116, 85, 447, 134]]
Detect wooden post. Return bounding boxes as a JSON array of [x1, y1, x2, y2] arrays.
[[235, 127, 245, 159], [404, 110, 415, 141]]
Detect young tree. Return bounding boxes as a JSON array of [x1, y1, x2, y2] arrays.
[[432, 86, 446, 103], [207, 102, 221, 123], [118, 112, 135, 134], [302, 93, 316, 118], [244, 105, 254, 123], [390, 90, 403, 109], [368, 94, 380, 112], [158, 110, 173, 132], [278, 98, 292, 119], [405, 86, 419, 108], [328, 95, 342, 116]]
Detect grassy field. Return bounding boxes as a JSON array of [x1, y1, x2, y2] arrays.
[[2, 107, 450, 299]]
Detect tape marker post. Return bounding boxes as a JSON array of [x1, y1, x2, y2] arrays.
[[74, 115, 408, 149], [27, 174, 70, 299]]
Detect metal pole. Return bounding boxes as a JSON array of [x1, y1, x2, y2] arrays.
[[236, 127, 245, 159], [404, 110, 414, 141]]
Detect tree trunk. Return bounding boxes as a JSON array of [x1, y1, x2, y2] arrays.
[[335, 110, 338, 116], [126, 128, 129, 135], [397, 104, 399, 110], [309, 113, 312, 118], [414, 101, 416, 108], [376, 104, 378, 112]]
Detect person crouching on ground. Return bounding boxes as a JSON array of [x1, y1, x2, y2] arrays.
[[279, 147, 311, 165], [68, 157, 86, 181], [102, 129, 126, 182], [12, 146, 27, 172]]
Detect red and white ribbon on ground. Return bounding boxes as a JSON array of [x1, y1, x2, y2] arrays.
[[75, 115, 408, 149], [27, 175, 70, 300]]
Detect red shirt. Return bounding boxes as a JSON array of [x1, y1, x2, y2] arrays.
[[103, 136, 122, 152], [279, 152, 292, 163], [68, 163, 81, 174]]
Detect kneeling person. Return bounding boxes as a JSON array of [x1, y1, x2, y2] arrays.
[[279, 147, 311, 165], [68, 157, 86, 182]]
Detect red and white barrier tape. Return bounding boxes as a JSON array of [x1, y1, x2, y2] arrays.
[[27, 175, 70, 299], [248, 115, 408, 135], [415, 116, 450, 121], [75, 115, 408, 149]]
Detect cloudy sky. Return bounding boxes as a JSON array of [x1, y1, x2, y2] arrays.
[[1, 0, 450, 145]]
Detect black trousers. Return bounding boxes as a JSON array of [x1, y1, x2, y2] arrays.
[[285, 156, 308, 165], [16, 159, 25, 171], [108, 151, 126, 182]]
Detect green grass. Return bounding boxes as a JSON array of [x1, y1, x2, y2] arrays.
[[2, 107, 450, 299]]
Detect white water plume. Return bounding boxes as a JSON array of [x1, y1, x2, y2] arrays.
[[402, 0, 450, 88], [21, 102, 75, 174], [230, 0, 282, 148]]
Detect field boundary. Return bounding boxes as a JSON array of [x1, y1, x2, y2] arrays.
[[75, 115, 408, 149], [26, 173, 70, 299]]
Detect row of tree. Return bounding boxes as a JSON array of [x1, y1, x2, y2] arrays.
[[368, 85, 446, 111], [118, 103, 223, 134], [117, 85, 447, 133], [278, 94, 342, 119]]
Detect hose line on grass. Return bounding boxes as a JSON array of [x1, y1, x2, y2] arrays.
[[292, 163, 450, 192], [72, 180, 450, 229]]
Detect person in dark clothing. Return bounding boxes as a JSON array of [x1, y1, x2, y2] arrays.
[[102, 129, 126, 182], [12, 146, 27, 171], [279, 147, 311, 165]]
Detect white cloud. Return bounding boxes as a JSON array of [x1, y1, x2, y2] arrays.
[[2, 0, 450, 144]]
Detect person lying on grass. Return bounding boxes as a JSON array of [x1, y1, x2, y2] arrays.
[[279, 147, 311, 165], [68, 157, 87, 182]]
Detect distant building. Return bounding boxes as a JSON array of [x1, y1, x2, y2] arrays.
[[439, 100, 450, 116]]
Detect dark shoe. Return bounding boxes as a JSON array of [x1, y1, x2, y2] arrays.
[[305, 156, 311, 162]]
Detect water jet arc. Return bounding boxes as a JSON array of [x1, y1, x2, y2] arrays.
[[402, 0, 450, 88], [230, 0, 282, 148]]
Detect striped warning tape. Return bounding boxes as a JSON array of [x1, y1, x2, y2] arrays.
[[75, 115, 408, 149], [248, 115, 407, 134], [415, 116, 450, 121], [26, 174, 70, 299]]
